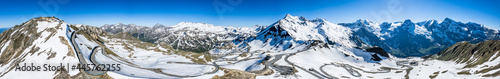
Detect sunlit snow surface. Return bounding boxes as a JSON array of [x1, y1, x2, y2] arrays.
[[3, 16, 500, 79], [1, 21, 80, 78], [256, 45, 500, 79], [92, 35, 220, 78]]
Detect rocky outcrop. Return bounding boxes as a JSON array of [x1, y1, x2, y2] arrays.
[[211, 69, 256, 79], [366, 46, 390, 58], [101, 22, 257, 53], [437, 40, 500, 66], [436, 40, 500, 77]]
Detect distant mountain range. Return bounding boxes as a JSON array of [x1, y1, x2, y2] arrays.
[[1, 15, 499, 78], [101, 22, 258, 53], [0, 28, 10, 33], [103, 14, 500, 57]]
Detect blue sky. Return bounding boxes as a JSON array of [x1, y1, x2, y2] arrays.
[[0, 0, 499, 29]]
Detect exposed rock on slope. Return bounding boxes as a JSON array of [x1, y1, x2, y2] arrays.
[[101, 22, 258, 53], [101, 15, 500, 58], [341, 18, 500, 57], [435, 40, 500, 77], [0, 17, 80, 78], [234, 14, 356, 52]]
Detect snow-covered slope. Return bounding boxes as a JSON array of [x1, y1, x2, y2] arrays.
[[101, 22, 258, 53], [340, 18, 500, 57], [0, 17, 227, 79], [101, 14, 500, 58], [0, 17, 80, 78], [234, 14, 357, 53], [3, 15, 499, 79], [97, 14, 500, 78], [231, 14, 500, 78], [433, 40, 500, 77]]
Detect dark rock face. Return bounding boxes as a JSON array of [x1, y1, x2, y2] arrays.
[[370, 54, 383, 61], [366, 46, 390, 58]]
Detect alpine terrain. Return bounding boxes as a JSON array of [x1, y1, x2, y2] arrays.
[[0, 14, 499, 79]]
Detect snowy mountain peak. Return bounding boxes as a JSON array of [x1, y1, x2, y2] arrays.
[[153, 23, 165, 28], [115, 22, 125, 26], [23, 17, 69, 33], [299, 16, 308, 21], [402, 19, 413, 24], [171, 22, 221, 29], [430, 19, 438, 25], [312, 18, 326, 23], [282, 14, 307, 22], [417, 20, 438, 27], [236, 14, 357, 53], [355, 19, 374, 25], [31, 16, 63, 22], [401, 19, 416, 29], [176, 22, 209, 26], [443, 17, 456, 23], [0, 17, 81, 78], [284, 13, 293, 18]]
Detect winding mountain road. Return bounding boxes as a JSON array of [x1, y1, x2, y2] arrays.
[[66, 26, 400, 78], [282, 42, 338, 79], [68, 30, 107, 75], [66, 26, 224, 77]]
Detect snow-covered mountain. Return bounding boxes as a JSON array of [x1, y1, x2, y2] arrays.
[[230, 14, 500, 78], [102, 14, 500, 58], [234, 14, 356, 51], [341, 18, 500, 57], [0, 17, 104, 78], [430, 40, 500, 77], [101, 22, 259, 53], [2, 15, 500, 79], [0, 17, 226, 78]]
